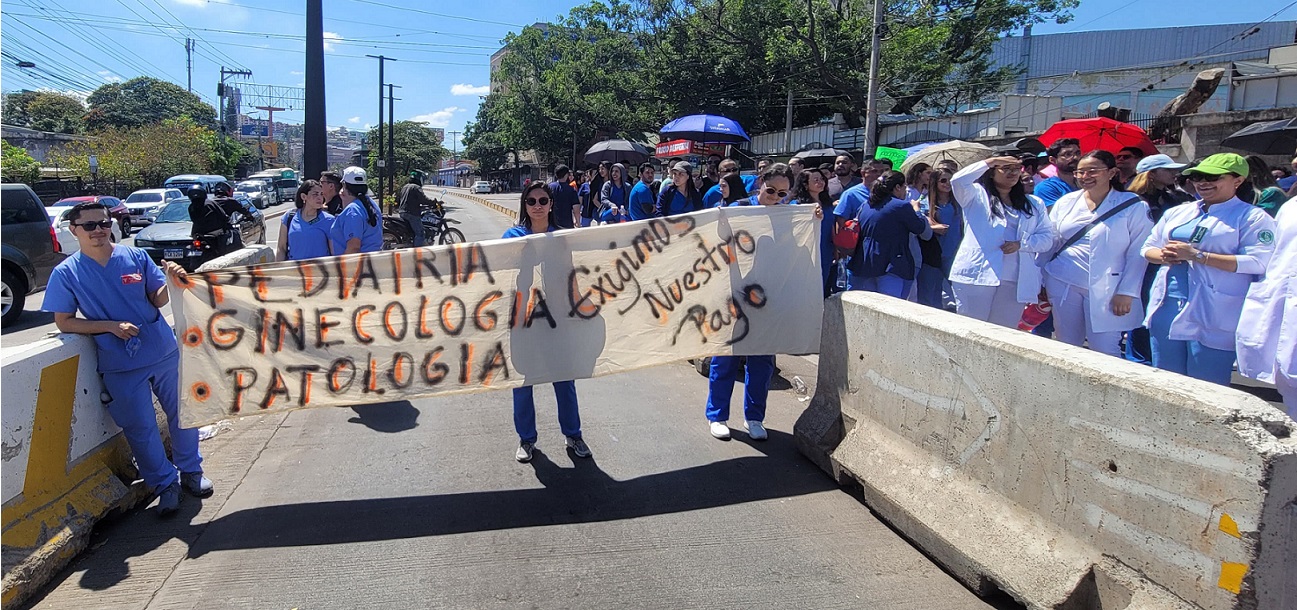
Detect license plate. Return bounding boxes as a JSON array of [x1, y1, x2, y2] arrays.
[[164, 248, 186, 259]]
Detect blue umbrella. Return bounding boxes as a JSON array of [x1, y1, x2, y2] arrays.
[[659, 114, 750, 143]]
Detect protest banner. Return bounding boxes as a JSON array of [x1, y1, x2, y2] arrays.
[[170, 205, 824, 427]]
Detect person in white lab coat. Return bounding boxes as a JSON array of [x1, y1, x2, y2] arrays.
[[949, 156, 1056, 327], [1043, 150, 1154, 357], [1141, 153, 1277, 385], [1236, 197, 1295, 415]]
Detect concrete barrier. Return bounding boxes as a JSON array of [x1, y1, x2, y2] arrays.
[[446, 188, 513, 217], [796, 292, 1296, 610], [1, 336, 150, 609], [194, 244, 275, 272]]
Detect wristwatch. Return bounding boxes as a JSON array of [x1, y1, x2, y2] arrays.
[[1193, 249, 1208, 262]]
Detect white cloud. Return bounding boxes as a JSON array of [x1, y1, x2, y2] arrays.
[[410, 107, 463, 129], [97, 70, 124, 84], [290, 70, 304, 76], [449, 83, 490, 96], [323, 31, 342, 52], [347, 116, 360, 124]]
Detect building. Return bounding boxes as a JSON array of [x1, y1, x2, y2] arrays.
[[990, 21, 1297, 117], [1, 125, 91, 163]]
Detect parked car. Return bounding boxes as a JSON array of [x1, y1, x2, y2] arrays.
[[472, 181, 492, 194], [1, 184, 66, 327], [235, 181, 276, 209], [53, 195, 132, 235], [46, 196, 127, 247], [133, 197, 266, 271], [124, 188, 187, 227]]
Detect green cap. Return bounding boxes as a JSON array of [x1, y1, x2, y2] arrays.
[[1183, 153, 1249, 178]]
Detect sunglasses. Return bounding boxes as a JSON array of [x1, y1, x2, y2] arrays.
[[1186, 174, 1228, 183], [73, 220, 113, 231], [525, 197, 551, 207], [762, 187, 789, 198]]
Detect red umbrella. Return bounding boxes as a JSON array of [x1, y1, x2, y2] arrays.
[[1040, 117, 1158, 156]]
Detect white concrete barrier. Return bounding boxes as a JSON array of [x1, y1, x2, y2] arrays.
[[796, 292, 1296, 610], [1, 336, 148, 609], [195, 244, 275, 272]]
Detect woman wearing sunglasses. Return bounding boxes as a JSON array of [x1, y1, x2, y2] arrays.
[[706, 163, 821, 442], [916, 167, 962, 309], [503, 183, 592, 463], [1141, 153, 1277, 385]]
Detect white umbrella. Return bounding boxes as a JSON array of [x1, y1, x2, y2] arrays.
[[899, 140, 994, 172]]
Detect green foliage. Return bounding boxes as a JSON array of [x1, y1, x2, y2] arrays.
[[50, 117, 226, 191], [1, 141, 42, 184], [364, 121, 449, 192], [3, 91, 86, 134], [466, 0, 1076, 164], [85, 77, 217, 131]]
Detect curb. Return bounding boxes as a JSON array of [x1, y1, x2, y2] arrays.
[[445, 189, 513, 218]]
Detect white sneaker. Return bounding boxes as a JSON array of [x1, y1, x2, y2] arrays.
[[744, 420, 768, 441], [709, 421, 731, 440]]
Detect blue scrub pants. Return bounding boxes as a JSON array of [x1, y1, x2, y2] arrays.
[[513, 381, 581, 444], [706, 355, 775, 423], [916, 265, 945, 309], [849, 273, 912, 298], [1148, 297, 1236, 385], [100, 353, 202, 492]]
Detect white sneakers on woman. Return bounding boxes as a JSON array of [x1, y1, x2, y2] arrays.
[[708, 420, 768, 441]]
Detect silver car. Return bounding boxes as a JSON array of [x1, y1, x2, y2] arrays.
[[124, 188, 187, 226]]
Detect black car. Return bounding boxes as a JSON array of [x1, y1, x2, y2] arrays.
[[1, 184, 66, 326], [133, 198, 267, 270]]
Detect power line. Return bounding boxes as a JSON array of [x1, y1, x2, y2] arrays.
[[18, 0, 181, 83], [346, 0, 526, 28]]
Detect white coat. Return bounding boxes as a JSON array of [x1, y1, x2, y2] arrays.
[[949, 160, 1055, 303], [1043, 189, 1154, 333], [1236, 198, 1295, 388], [1141, 197, 1277, 351]]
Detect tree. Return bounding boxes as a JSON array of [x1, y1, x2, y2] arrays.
[[1, 141, 42, 184], [84, 77, 217, 131], [462, 94, 517, 174], [50, 117, 226, 191], [3, 91, 86, 134], [364, 121, 449, 192]]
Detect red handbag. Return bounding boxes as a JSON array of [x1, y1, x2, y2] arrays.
[[833, 219, 860, 250]]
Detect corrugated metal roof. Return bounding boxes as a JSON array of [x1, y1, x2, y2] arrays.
[[992, 21, 1297, 79]]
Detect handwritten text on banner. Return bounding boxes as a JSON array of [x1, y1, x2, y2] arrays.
[[171, 206, 823, 427]]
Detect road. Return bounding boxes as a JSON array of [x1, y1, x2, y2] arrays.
[[22, 190, 1004, 610]]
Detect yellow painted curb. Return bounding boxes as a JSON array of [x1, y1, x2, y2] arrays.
[[449, 190, 513, 218]]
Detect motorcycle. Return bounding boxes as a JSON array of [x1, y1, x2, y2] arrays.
[[382, 209, 465, 250]]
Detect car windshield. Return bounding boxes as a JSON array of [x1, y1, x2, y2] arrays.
[[52, 199, 91, 207], [167, 182, 200, 193], [236, 184, 261, 192], [154, 201, 191, 223], [125, 192, 163, 203]]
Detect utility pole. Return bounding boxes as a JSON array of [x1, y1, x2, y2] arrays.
[[304, 0, 326, 179], [784, 88, 794, 154], [185, 39, 194, 92], [218, 67, 252, 142], [863, 0, 883, 156], [447, 130, 460, 187], [366, 55, 396, 190], [386, 83, 400, 200], [255, 105, 285, 166]]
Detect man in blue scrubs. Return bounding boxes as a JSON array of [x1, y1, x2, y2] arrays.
[[44, 202, 211, 517], [703, 158, 742, 208], [546, 164, 580, 229], [628, 163, 657, 220], [1033, 138, 1081, 207]]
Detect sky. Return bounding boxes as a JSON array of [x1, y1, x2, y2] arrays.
[[2, 0, 1294, 153]]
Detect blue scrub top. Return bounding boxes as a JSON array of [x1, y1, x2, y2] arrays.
[[628, 182, 656, 221], [1163, 212, 1207, 300], [331, 197, 384, 253], [833, 184, 870, 220], [741, 175, 757, 193], [703, 184, 724, 208], [1033, 177, 1076, 207], [43, 245, 176, 373], [659, 187, 697, 216], [849, 198, 929, 280], [502, 224, 557, 239], [283, 210, 335, 261], [547, 181, 580, 229]]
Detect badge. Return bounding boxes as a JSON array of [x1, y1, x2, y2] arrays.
[[1189, 226, 1208, 244], [121, 273, 143, 285], [1258, 230, 1274, 245]]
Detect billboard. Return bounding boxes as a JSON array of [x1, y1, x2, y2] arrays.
[[429, 127, 445, 143]]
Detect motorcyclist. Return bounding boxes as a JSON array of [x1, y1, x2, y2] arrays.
[[397, 172, 434, 247], [187, 184, 244, 262]]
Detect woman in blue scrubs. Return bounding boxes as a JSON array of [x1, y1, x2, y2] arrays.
[[276, 180, 335, 261], [43, 201, 211, 517], [1141, 153, 1277, 384], [846, 171, 938, 297], [707, 164, 824, 442], [792, 168, 837, 297], [504, 182, 591, 463]]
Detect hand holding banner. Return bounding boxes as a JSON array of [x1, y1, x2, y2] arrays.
[[170, 205, 823, 427]]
